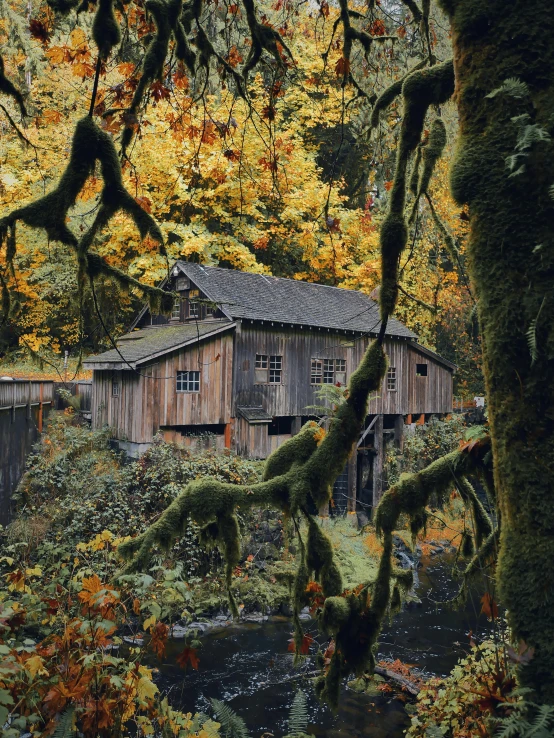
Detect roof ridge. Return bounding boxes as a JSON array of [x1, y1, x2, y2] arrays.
[[177, 261, 379, 299]]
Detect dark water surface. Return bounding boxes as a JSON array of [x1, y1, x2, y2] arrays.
[[155, 557, 489, 737]]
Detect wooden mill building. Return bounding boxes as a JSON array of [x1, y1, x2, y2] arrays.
[[85, 262, 455, 512]]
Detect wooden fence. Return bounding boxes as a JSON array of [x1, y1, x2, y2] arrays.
[[0, 379, 92, 526]]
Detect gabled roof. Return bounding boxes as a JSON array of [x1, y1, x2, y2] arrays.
[[84, 320, 234, 369], [173, 262, 417, 339]]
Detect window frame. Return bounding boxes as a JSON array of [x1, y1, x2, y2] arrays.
[[176, 370, 201, 393], [386, 366, 397, 391], [310, 358, 347, 386], [254, 354, 283, 384], [171, 296, 181, 320], [415, 363, 428, 378], [111, 375, 120, 397]]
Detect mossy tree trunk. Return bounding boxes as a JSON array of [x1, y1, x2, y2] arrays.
[[441, 0, 554, 700]]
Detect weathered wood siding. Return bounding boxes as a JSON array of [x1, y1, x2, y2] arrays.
[[232, 324, 453, 421], [406, 345, 453, 415], [0, 380, 55, 525], [232, 324, 413, 417], [91, 332, 233, 443]]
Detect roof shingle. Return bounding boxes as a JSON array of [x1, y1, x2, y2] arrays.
[[84, 320, 233, 367], [176, 263, 417, 339]]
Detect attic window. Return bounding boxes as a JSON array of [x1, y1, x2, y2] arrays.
[[255, 354, 282, 384], [416, 363, 428, 377], [387, 367, 397, 391]]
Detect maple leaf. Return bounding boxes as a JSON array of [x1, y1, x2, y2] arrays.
[[149, 621, 169, 660], [224, 149, 241, 162], [25, 654, 48, 678], [369, 19, 386, 36], [262, 105, 276, 121], [150, 81, 171, 103], [46, 46, 69, 65], [480, 592, 499, 621], [29, 19, 51, 45], [176, 646, 200, 670], [335, 56, 350, 78], [384, 180, 393, 191], [78, 574, 103, 606], [135, 196, 152, 214], [288, 633, 313, 655], [227, 46, 243, 68]]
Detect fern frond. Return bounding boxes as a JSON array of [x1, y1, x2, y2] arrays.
[[526, 297, 546, 365], [210, 698, 250, 738], [486, 77, 530, 99], [288, 690, 309, 736], [52, 706, 75, 738]]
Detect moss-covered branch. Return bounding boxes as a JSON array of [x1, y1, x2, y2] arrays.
[[379, 60, 454, 319]]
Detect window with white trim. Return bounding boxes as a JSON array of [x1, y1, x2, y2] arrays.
[[112, 375, 120, 396], [387, 366, 397, 391], [255, 354, 282, 384], [176, 370, 200, 392], [171, 297, 181, 319], [310, 359, 322, 385], [188, 301, 200, 319], [311, 358, 347, 385]]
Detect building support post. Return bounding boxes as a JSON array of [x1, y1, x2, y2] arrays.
[[394, 414, 404, 451], [347, 447, 357, 513], [372, 414, 384, 509]]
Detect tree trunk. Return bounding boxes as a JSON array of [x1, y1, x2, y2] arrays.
[[441, 0, 554, 700]]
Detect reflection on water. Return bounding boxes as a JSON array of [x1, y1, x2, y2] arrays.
[[155, 557, 489, 737]]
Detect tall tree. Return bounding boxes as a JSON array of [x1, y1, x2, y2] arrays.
[[437, 0, 554, 701]]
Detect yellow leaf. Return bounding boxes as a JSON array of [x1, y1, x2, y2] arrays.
[[25, 654, 48, 678], [137, 675, 158, 704], [143, 615, 156, 632], [25, 566, 42, 577]]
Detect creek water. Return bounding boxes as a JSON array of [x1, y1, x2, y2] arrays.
[[155, 556, 489, 737]]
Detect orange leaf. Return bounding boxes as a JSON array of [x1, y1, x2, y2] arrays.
[[480, 592, 499, 621]]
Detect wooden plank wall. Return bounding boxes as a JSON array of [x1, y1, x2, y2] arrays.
[[91, 332, 234, 443], [0, 380, 55, 525], [406, 346, 453, 415], [233, 324, 412, 417]]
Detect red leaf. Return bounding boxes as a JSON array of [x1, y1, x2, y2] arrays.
[[288, 633, 314, 655], [335, 56, 350, 77], [177, 645, 200, 670]]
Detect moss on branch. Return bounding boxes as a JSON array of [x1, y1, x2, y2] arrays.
[[378, 60, 454, 319]]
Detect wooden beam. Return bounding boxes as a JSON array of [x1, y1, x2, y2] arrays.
[[372, 415, 384, 508], [357, 415, 377, 448]]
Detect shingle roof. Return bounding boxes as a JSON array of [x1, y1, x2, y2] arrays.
[[176, 262, 417, 339], [84, 320, 234, 368], [237, 406, 273, 423]]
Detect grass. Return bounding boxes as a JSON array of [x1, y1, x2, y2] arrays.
[[0, 355, 91, 380]]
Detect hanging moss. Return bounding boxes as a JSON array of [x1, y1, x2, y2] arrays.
[[92, 0, 121, 59], [379, 60, 454, 319], [460, 531, 474, 558], [416, 118, 447, 199], [456, 477, 492, 548], [0, 55, 27, 117]]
